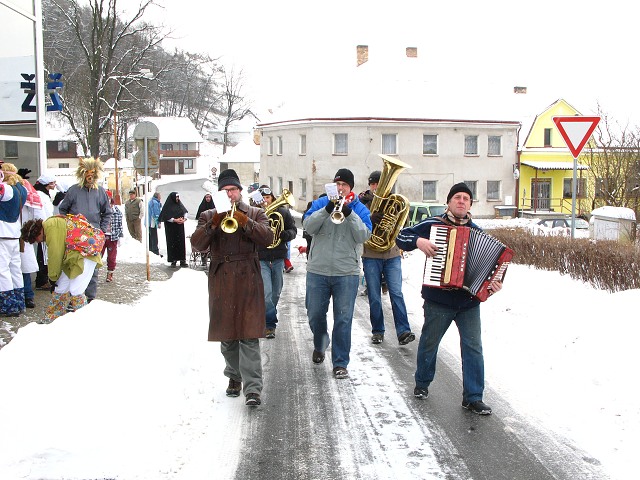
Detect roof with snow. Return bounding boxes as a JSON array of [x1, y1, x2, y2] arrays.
[[591, 206, 636, 221], [137, 117, 203, 143], [521, 161, 589, 171]]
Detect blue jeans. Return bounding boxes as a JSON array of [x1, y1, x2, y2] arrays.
[[415, 301, 485, 403], [260, 259, 284, 330], [362, 256, 411, 337], [306, 272, 359, 368], [22, 273, 34, 300]]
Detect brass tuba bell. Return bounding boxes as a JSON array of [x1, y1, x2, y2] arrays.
[[264, 189, 295, 248]]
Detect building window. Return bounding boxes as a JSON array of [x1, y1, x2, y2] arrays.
[[381, 134, 397, 155], [58, 162, 70, 168], [464, 136, 478, 155], [463, 180, 478, 200], [563, 178, 587, 198], [278, 177, 283, 193], [57, 141, 69, 152], [488, 136, 501, 156], [276, 136, 283, 155], [300, 178, 307, 198], [4, 141, 18, 158], [423, 134, 438, 155], [544, 128, 552, 147], [299, 134, 306, 155], [160, 143, 173, 151], [422, 180, 437, 201], [185, 159, 194, 169], [267, 137, 273, 155], [487, 180, 501, 200], [333, 133, 348, 155]]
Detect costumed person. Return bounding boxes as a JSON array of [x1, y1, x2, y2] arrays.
[[195, 192, 215, 266], [256, 185, 297, 339], [19, 171, 46, 309], [102, 191, 124, 282], [158, 192, 188, 268], [21, 216, 105, 324], [0, 164, 28, 317], [58, 158, 112, 304], [124, 188, 143, 242], [148, 191, 162, 256], [396, 182, 503, 415], [33, 174, 57, 289], [302, 168, 372, 379], [190, 169, 273, 406]]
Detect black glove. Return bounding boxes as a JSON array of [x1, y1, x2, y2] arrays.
[[370, 212, 383, 226], [342, 204, 352, 217], [325, 201, 335, 214], [17, 168, 32, 179]]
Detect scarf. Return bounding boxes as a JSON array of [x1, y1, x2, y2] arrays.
[[443, 208, 472, 226], [23, 180, 43, 209]]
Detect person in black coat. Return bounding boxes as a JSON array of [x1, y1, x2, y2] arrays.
[[158, 192, 188, 268], [196, 193, 215, 221]]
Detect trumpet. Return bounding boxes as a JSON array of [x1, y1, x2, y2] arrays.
[[330, 192, 355, 224], [221, 203, 238, 233]]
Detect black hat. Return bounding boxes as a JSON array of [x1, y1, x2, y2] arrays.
[[129, 189, 136, 194], [218, 169, 243, 191], [447, 182, 473, 205], [333, 168, 355, 190], [368, 170, 381, 185]]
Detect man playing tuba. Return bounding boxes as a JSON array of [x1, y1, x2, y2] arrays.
[[256, 186, 297, 339]]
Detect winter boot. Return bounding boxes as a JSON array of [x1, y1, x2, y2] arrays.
[[106, 271, 114, 283], [69, 294, 88, 312], [40, 292, 70, 324]]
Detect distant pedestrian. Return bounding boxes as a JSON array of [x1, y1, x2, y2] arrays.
[[103, 193, 124, 283], [124, 188, 143, 242], [158, 192, 188, 268], [148, 192, 162, 256], [196, 192, 215, 221]]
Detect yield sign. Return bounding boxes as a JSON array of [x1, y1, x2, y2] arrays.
[[552, 116, 600, 158]]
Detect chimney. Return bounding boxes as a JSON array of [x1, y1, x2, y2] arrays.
[[357, 45, 368, 66], [514, 86, 527, 94], [406, 47, 418, 58]]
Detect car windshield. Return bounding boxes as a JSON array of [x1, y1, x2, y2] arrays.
[[429, 205, 446, 216]]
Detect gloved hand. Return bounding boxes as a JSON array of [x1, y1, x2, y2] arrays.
[[209, 212, 226, 229], [325, 200, 336, 214], [233, 210, 249, 227], [342, 204, 352, 217], [17, 168, 32, 179], [370, 212, 383, 226]]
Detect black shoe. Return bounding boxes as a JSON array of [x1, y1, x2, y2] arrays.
[[333, 367, 349, 379], [245, 393, 261, 406], [414, 387, 429, 399], [25, 298, 36, 309], [371, 333, 384, 344], [462, 400, 492, 415], [265, 328, 276, 339], [0, 311, 20, 317], [170, 262, 177, 268], [312, 350, 325, 364], [180, 262, 188, 268], [225, 378, 242, 397], [398, 331, 416, 345]]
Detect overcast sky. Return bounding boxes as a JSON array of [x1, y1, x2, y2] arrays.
[[143, 0, 639, 125]]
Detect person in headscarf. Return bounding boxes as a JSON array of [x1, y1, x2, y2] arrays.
[[196, 192, 215, 222], [158, 192, 188, 268]]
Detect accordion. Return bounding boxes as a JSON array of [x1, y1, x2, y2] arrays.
[[422, 225, 513, 302]]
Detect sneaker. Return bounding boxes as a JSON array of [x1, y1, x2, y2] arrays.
[[312, 350, 325, 364], [371, 333, 384, 344], [462, 400, 492, 415], [25, 298, 36, 309], [333, 367, 349, 379], [398, 332, 416, 345], [225, 378, 242, 397], [414, 387, 429, 399], [265, 328, 276, 339], [245, 393, 261, 406]]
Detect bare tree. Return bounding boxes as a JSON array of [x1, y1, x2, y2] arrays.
[[219, 67, 257, 153], [46, 0, 170, 157], [582, 105, 640, 217]]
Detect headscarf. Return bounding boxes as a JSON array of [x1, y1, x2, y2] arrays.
[[158, 192, 188, 222], [196, 193, 215, 221]]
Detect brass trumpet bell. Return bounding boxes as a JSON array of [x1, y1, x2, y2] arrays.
[[221, 203, 238, 233]]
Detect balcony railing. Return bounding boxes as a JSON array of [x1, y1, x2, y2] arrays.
[[159, 149, 200, 158]]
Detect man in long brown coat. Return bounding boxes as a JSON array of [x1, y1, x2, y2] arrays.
[[190, 169, 273, 407]]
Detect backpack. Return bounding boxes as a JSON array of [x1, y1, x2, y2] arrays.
[[60, 213, 105, 257]]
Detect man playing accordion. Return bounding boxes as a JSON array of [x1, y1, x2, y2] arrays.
[[396, 182, 502, 415]]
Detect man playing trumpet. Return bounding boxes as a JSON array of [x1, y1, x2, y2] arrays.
[[190, 169, 273, 407], [302, 168, 372, 379], [255, 185, 297, 339]]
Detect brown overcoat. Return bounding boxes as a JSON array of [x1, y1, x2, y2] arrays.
[[190, 202, 274, 341]]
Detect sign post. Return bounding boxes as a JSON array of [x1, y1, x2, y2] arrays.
[[552, 116, 600, 238], [133, 121, 159, 281]]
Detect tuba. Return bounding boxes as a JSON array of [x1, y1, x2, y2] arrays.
[[364, 154, 412, 252], [264, 189, 295, 248]]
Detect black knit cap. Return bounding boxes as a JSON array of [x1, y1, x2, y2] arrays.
[[368, 170, 381, 185], [447, 182, 473, 205], [334, 168, 355, 190], [218, 169, 243, 191]]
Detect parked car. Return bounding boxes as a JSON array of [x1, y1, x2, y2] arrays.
[[247, 183, 260, 193], [531, 216, 590, 237], [405, 202, 447, 227]]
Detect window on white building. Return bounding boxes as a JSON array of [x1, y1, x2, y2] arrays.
[[381, 134, 397, 154], [299, 134, 306, 155], [488, 136, 501, 156], [333, 133, 348, 155], [463, 180, 478, 200], [4, 141, 18, 158], [277, 136, 283, 155], [267, 137, 273, 156], [422, 181, 437, 201], [464, 136, 478, 155], [300, 178, 307, 198], [423, 134, 438, 155], [487, 180, 501, 200]]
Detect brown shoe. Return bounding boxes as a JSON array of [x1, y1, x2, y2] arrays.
[[333, 367, 349, 379], [312, 350, 325, 364], [265, 328, 276, 339], [245, 393, 261, 406], [106, 272, 114, 283], [225, 378, 242, 397]]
